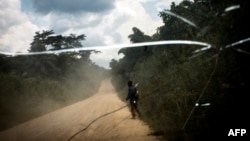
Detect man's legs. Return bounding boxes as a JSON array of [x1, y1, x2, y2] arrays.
[[130, 102, 141, 118], [130, 101, 136, 118], [134, 103, 141, 117]]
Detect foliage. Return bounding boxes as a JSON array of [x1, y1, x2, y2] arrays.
[[29, 30, 86, 52], [0, 31, 108, 130], [110, 0, 249, 141]]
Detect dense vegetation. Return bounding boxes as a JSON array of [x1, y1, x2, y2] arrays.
[[110, 0, 249, 140], [0, 30, 108, 130]]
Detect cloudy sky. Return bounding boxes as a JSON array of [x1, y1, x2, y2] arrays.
[[0, 0, 182, 69]]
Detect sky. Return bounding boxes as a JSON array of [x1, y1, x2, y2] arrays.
[[0, 0, 182, 69]]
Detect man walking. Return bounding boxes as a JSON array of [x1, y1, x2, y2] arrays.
[[126, 80, 141, 119]]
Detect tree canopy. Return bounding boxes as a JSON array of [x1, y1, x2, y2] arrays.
[[110, 0, 249, 141]]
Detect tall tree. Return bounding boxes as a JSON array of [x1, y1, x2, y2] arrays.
[[29, 30, 54, 52], [116, 27, 152, 74], [26, 30, 91, 78]]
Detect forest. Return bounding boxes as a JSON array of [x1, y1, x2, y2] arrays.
[[0, 0, 249, 140], [110, 0, 249, 140], [0, 30, 108, 130]]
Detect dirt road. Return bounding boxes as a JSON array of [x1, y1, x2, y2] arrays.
[[0, 79, 159, 141]]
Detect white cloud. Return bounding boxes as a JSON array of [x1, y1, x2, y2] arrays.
[[89, 0, 163, 69], [115, 0, 163, 43], [0, 0, 39, 52], [1, 0, 166, 69], [0, 21, 38, 52], [156, 0, 183, 11], [0, 0, 22, 35]]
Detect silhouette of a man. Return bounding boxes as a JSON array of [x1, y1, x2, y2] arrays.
[[126, 80, 141, 119]]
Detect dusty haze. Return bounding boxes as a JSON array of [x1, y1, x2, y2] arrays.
[[0, 79, 160, 141]]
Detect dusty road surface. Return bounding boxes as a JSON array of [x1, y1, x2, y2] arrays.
[[0, 79, 160, 141]]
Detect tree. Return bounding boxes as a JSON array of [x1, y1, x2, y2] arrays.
[[109, 59, 118, 70], [26, 30, 92, 78], [128, 27, 152, 43], [111, 1, 250, 141], [29, 30, 54, 52], [114, 27, 153, 76], [29, 30, 86, 52]]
